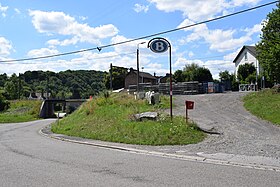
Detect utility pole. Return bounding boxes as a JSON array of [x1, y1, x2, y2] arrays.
[[46, 75, 49, 99], [110, 63, 113, 90], [18, 73, 21, 100], [137, 42, 146, 93]]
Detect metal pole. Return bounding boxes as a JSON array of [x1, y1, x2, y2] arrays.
[[142, 67, 144, 83], [255, 60, 258, 91], [18, 73, 21, 100], [110, 63, 113, 90], [186, 106, 188, 123], [169, 45, 172, 119], [136, 42, 146, 94], [137, 48, 139, 93]]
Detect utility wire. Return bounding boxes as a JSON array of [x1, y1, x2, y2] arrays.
[[0, 51, 136, 64], [0, 0, 278, 63]]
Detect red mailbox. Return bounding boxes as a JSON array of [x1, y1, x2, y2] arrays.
[[185, 100, 194, 110]]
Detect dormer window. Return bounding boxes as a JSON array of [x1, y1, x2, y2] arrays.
[[245, 52, 248, 61]]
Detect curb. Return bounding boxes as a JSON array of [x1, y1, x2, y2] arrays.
[[39, 125, 280, 172]]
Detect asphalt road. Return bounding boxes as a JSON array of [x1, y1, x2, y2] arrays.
[[1, 118, 280, 186]]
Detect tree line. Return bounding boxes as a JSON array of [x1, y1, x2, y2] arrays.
[[0, 70, 107, 100]]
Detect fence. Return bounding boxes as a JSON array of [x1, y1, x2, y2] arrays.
[[239, 84, 256, 92]]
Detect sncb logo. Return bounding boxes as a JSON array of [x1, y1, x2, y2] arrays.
[[149, 39, 169, 53]]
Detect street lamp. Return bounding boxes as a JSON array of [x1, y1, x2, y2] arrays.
[[137, 41, 146, 93]]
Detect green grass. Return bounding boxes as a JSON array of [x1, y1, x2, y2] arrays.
[[243, 89, 280, 125], [52, 93, 205, 145], [0, 100, 42, 123]]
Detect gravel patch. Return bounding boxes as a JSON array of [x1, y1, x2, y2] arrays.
[[164, 92, 280, 158]]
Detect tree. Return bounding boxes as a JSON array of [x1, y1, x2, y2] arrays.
[[1, 70, 105, 100], [0, 93, 10, 111], [192, 67, 213, 82], [256, 3, 280, 84], [182, 63, 213, 82], [173, 70, 185, 82], [237, 63, 256, 83], [219, 70, 231, 81], [0, 73, 8, 88], [4, 73, 19, 100], [104, 66, 128, 90]]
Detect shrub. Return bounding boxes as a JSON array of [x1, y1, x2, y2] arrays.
[[0, 93, 10, 112]]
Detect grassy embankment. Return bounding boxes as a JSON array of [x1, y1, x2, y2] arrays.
[[243, 88, 280, 125], [52, 93, 205, 145], [0, 100, 42, 123]]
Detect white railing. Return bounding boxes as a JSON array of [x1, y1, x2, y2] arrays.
[[239, 84, 256, 92]]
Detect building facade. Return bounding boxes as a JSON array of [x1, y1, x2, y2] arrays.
[[233, 46, 261, 77], [125, 68, 157, 89]]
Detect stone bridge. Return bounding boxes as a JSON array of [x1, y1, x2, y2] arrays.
[[39, 99, 87, 118]]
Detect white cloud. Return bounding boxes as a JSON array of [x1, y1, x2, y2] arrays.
[[223, 48, 241, 61], [46, 39, 61, 47], [134, 4, 149, 13], [14, 8, 21, 14], [0, 37, 13, 56], [188, 51, 194, 58], [0, 3, 8, 17], [243, 23, 262, 36], [111, 35, 147, 54], [206, 29, 251, 52], [29, 10, 119, 46], [178, 18, 261, 52], [148, 0, 226, 21], [148, 0, 261, 21], [27, 48, 59, 57], [230, 0, 261, 7], [79, 16, 88, 21]]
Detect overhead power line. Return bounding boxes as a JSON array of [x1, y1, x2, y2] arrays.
[[0, 1, 278, 63], [0, 51, 136, 65]]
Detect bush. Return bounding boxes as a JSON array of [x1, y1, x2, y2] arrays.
[[0, 93, 10, 112]]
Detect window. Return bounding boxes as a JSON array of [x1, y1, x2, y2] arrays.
[[245, 52, 248, 61]]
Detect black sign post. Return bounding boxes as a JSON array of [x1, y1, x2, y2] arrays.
[[148, 37, 172, 119]]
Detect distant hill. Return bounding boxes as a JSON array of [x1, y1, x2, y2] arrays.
[[0, 70, 107, 99]]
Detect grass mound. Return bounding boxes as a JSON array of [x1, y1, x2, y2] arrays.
[[52, 93, 205, 145], [243, 88, 280, 125], [0, 100, 42, 123]]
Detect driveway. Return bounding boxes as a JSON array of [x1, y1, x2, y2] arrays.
[[122, 92, 280, 168], [171, 92, 280, 156]]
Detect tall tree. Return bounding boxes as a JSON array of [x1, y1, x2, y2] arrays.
[[173, 70, 185, 82], [4, 73, 19, 100], [256, 3, 280, 84], [0, 92, 10, 111], [182, 63, 213, 82], [237, 63, 256, 83], [219, 70, 231, 81], [104, 66, 127, 90]]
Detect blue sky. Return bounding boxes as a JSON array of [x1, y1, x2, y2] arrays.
[[0, 0, 277, 78]]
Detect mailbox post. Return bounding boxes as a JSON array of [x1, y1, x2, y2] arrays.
[[185, 100, 194, 123]]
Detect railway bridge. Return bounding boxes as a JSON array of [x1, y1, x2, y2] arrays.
[[39, 99, 87, 118]]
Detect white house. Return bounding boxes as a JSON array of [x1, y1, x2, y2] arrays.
[[233, 46, 260, 78]]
